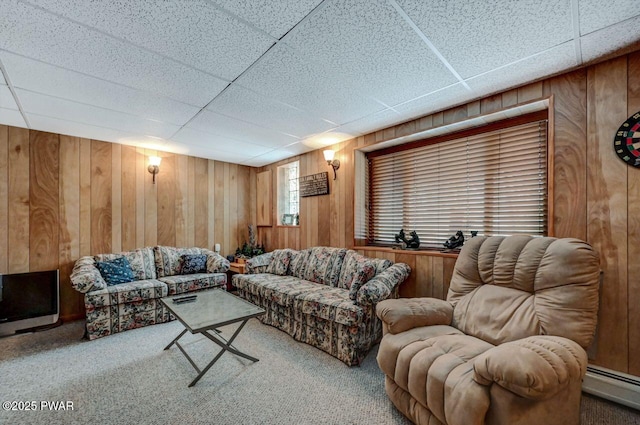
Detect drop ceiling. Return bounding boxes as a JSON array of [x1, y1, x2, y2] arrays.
[[0, 0, 639, 167]]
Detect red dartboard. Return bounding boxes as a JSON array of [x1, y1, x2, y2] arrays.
[[614, 111, 640, 168]]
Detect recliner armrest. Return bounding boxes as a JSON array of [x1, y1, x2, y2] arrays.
[[376, 297, 453, 334], [473, 335, 587, 400]]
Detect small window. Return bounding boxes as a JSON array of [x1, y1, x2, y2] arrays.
[[277, 161, 299, 225]]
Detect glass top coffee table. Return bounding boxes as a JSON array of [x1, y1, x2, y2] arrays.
[[160, 288, 265, 387]]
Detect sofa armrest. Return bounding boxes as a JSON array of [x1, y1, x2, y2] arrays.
[[376, 298, 453, 334], [70, 256, 107, 293], [203, 250, 230, 273], [473, 335, 587, 400], [245, 252, 273, 274], [356, 263, 411, 306]]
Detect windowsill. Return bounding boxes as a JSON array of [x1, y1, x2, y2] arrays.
[[353, 245, 460, 258]]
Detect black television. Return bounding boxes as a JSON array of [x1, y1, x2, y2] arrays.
[[0, 270, 59, 336]]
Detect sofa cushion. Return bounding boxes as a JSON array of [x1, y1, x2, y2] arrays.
[[289, 249, 310, 277], [95, 247, 157, 280], [266, 249, 295, 276], [180, 254, 207, 274], [154, 246, 203, 277], [293, 286, 364, 327], [158, 273, 226, 296], [302, 247, 348, 286], [337, 251, 378, 295], [234, 274, 326, 307], [95, 257, 135, 286], [85, 279, 168, 309]]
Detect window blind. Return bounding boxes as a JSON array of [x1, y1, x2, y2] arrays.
[[367, 119, 548, 246]]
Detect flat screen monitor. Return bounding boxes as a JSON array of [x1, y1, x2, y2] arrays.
[[0, 270, 59, 336]]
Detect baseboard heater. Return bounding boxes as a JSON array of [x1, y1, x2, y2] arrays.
[[583, 365, 640, 410]]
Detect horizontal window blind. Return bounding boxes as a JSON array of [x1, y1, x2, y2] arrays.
[[367, 119, 548, 246]]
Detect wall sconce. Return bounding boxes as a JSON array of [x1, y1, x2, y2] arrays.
[[148, 156, 161, 184], [323, 149, 340, 180]]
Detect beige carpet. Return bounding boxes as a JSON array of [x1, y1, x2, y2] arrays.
[[0, 320, 638, 425]]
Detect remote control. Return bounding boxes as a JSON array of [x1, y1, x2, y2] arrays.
[[174, 298, 196, 304], [172, 294, 197, 302]]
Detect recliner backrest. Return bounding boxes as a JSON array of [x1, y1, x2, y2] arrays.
[[447, 235, 600, 348]]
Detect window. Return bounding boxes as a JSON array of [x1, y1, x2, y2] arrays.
[[365, 113, 548, 247], [277, 161, 299, 225]]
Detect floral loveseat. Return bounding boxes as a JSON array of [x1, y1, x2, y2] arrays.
[[71, 246, 230, 340], [233, 247, 411, 366]]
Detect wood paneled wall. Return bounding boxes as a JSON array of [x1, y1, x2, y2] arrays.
[[0, 129, 255, 320], [256, 50, 640, 376]]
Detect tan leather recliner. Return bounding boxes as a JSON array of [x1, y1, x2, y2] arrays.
[[376, 236, 600, 425]]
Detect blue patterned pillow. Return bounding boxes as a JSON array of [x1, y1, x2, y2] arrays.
[[95, 257, 135, 286], [180, 254, 207, 274]]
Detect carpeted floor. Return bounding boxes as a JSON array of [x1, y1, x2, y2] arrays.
[[0, 320, 638, 425]]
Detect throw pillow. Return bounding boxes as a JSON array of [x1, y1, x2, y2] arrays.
[[266, 249, 293, 276], [180, 254, 207, 274], [95, 257, 135, 286], [347, 256, 377, 301]]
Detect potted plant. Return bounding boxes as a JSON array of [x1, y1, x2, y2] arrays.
[[234, 225, 265, 263]]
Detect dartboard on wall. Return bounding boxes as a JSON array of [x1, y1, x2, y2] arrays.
[[614, 111, 640, 168]]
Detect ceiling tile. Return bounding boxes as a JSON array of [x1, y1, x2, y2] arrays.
[[578, 0, 639, 35], [0, 72, 5, 84], [282, 0, 458, 106], [28, 0, 274, 81], [16, 89, 181, 138], [240, 148, 305, 167], [236, 43, 385, 125], [466, 43, 577, 97], [171, 127, 272, 157], [334, 108, 402, 136], [27, 113, 133, 141], [580, 15, 640, 63], [392, 83, 472, 122], [0, 108, 27, 128], [180, 145, 253, 164], [0, 52, 200, 125], [280, 141, 318, 156], [0, 0, 228, 106], [208, 0, 324, 39], [206, 84, 335, 138], [188, 110, 298, 148], [0, 86, 19, 110], [396, 0, 573, 79]]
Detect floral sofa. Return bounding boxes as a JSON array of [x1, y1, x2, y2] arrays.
[[233, 247, 411, 366], [70, 246, 230, 340]]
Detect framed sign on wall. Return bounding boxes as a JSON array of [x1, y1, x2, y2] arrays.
[[299, 172, 330, 197]]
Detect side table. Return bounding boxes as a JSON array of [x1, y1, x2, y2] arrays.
[[226, 262, 246, 291]]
